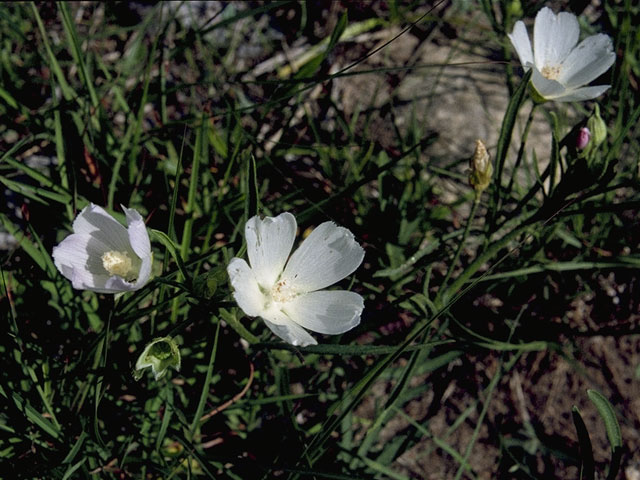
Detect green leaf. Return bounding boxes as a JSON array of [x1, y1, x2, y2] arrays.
[[586, 389, 622, 450], [192, 267, 228, 300], [149, 229, 190, 283], [245, 152, 259, 220], [587, 389, 622, 480], [62, 431, 88, 464], [491, 68, 532, 214], [292, 9, 347, 79], [30, 2, 74, 101], [0, 214, 48, 271], [0, 86, 18, 109], [58, 2, 99, 109], [61, 458, 87, 480], [572, 406, 595, 480], [11, 392, 60, 439], [188, 321, 220, 439]]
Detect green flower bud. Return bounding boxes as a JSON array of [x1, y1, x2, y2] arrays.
[[587, 104, 607, 148], [507, 0, 523, 21], [134, 336, 181, 381], [577, 105, 608, 178], [469, 139, 493, 197]]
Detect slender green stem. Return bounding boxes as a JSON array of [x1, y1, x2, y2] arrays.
[[188, 321, 220, 442], [30, 3, 73, 100], [506, 102, 538, 197], [453, 352, 521, 480], [440, 198, 480, 293], [52, 79, 74, 221], [443, 209, 538, 301], [220, 308, 260, 345]]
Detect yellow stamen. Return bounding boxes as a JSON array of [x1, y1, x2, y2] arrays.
[[541, 65, 561, 80], [271, 279, 297, 303], [102, 250, 135, 279]]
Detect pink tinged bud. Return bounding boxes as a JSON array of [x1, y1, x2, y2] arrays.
[[577, 127, 591, 150]]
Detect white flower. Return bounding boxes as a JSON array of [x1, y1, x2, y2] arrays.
[[508, 7, 615, 102], [227, 212, 365, 347], [52, 204, 152, 293]]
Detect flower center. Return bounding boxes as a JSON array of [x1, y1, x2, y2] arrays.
[[102, 250, 136, 280], [270, 279, 297, 304], [541, 65, 561, 80]]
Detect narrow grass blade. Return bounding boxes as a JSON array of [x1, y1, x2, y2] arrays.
[[30, 2, 74, 101], [58, 2, 99, 109], [572, 406, 595, 480], [587, 389, 622, 480], [491, 69, 532, 221], [189, 321, 221, 440]]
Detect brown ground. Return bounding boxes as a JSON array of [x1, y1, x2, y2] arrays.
[[329, 3, 640, 479]]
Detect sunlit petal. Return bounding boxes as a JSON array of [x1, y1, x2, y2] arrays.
[[559, 34, 616, 88], [549, 85, 611, 102], [246, 212, 297, 288], [507, 21, 533, 68], [123, 206, 151, 260], [227, 258, 266, 317], [283, 290, 363, 335], [262, 317, 318, 346], [530, 66, 566, 98], [533, 8, 579, 68], [282, 221, 364, 292], [72, 204, 130, 252]]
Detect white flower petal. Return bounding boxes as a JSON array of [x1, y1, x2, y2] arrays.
[[531, 66, 567, 99], [103, 275, 139, 292], [559, 34, 616, 88], [227, 258, 266, 317], [122, 206, 152, 289], [282, 221, 364, 293], [53, 234, 102, 287], [548, 85, 611, 102], [246, 212, 297, 288], [283, 290, 363, 335], [508, 21, 533, 68], [70, 268, 114, 293], [133, 253, 153, 289], [123, 206, 151, 260], [72, 204, 130, 252], [54, 234, 140, 293], [534, 8, 579, 68], [53, 234, 98, 274], [262, 317, 318, 346]]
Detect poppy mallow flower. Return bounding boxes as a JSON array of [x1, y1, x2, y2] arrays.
[[227, 212, 365, 347], [508, 7, 615, 102], [52, 204, 152, 293]]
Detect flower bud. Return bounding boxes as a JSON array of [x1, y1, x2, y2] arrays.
[[576, 127, 591, 150], [507, 0, 523, 20], [587, 104, 607, 148], [469, 139, 493, 196], [134, 336, 181, 381], [578, 105, 608, 174]]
